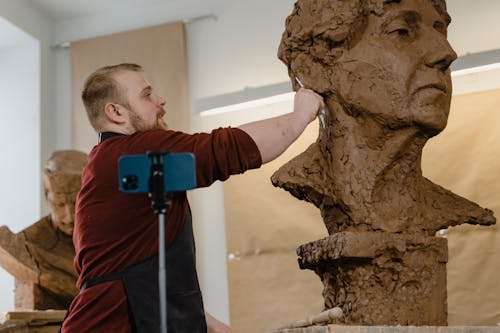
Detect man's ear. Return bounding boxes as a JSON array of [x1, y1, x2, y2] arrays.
[[104, 103, 127, 124]]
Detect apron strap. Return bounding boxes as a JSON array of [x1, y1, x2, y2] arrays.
[[80, 271, 124, 291]]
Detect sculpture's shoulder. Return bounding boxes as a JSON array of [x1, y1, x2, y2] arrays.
[[21, 216, 76, 275], [22, 215, 58, 248], [423, 177, 496, 231], [0, 222, 39, 281], [271, 142, 335, 207], [0, 224, 16, 244]]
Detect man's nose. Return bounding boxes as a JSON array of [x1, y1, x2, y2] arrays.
[[155, 94, 166, 107], [423, 32, 457, 71]]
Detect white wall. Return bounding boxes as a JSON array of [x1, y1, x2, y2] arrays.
[[0, 43, 40, 311], [0, 0, 55, 313], [186, 0, 295, 101], [0, 0, 57, 210], [0, 43, 40, 232], [447, 0, 500, 56]]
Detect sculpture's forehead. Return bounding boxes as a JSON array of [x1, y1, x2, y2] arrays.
[[294, 0, 449, 28], [45, 174, 81, 193], [374, 0, 445, 21]]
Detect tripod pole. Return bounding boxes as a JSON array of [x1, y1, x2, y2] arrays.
[[159, 212, 167, 333], [148, 151, 170, 333]]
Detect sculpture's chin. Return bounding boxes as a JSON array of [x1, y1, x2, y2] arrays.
[[414, 113, 449, 137]]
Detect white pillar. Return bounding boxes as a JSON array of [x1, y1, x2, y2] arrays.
[[189, 182, 230, 324]]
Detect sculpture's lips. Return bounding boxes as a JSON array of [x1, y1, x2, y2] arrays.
[[415, 82, 447, 94]]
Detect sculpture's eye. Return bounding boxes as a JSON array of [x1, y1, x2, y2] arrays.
[[394, 28, 410, 37], [384, 16, 417, 41], [388, 26, 414, 40]]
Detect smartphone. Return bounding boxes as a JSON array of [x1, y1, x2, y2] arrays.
[[118, 152, 196, 193]]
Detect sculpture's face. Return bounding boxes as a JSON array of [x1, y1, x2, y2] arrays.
[[45, 177, 78, 237], [334, 0, 457, 133]]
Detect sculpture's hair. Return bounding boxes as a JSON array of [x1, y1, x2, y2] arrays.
[[44, 150, 88, 177], [278, 0, 450, 92], [81, 63, 143, 131], [43, 150, 88, 193]]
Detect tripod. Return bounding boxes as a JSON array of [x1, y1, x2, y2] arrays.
[[148, 152, 171, 333], [120, 150, 196, 332]]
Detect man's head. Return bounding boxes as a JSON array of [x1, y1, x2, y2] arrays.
[[42, 150, 88, 236], [279, 0, 456, 134], [82, 63, 167, 133]]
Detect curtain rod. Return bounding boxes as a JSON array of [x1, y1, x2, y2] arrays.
[[51, 14, 217, 50]]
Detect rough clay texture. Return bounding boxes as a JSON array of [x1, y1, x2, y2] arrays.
[[0, 310, 66, 333], [0, 217, 78, 310], [297, 232, 447, 325], [272, 0, 496, 326], [271, 326, 500, 333]]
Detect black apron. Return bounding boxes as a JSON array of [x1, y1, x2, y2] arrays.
[[63, 133, 207, 332], [79, 209, 207, 333]]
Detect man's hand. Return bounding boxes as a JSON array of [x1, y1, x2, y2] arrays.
[[205, 312, 231, 333], [238, 87, 324, 164], [293, 87, 325, 123]]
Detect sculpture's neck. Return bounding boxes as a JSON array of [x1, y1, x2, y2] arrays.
[[318, 99, 430, 206]]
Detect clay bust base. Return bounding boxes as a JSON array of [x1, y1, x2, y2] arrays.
[[270, 326, 500, 333], [297, 232, 447, 325]]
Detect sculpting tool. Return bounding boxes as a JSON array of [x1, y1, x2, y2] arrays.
[[295, 76, 326, 127]]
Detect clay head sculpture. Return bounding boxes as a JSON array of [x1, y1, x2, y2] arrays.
[[280, 0, 454, 131], [272, 0, 496, 325], [42, 150, 88, 236], [273, 0, 495, 235]]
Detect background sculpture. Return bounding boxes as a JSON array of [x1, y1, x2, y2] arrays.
[[0, 150, 88, 310], [272, 0, 496, 325]]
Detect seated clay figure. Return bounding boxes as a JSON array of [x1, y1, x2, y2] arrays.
[[0, 150, 87, 310]]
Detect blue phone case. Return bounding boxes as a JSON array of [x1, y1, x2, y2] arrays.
[[118, 153, 196, 193]]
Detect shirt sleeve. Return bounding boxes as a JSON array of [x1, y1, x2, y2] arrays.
[[128, 127, 262, 188]]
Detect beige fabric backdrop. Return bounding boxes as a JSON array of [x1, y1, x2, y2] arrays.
[[70, 22, 189, 153], [423, 89, 500, 326], [225, 89, 500, 332], [225, 121, 325, 333]]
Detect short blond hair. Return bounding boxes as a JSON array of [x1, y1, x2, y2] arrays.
[[81, 63, 143, 131]]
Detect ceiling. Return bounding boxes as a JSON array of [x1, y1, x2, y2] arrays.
[[28, 0, 232, 21]]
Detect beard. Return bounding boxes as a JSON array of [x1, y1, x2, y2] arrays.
[[130, 109, 168, 132]]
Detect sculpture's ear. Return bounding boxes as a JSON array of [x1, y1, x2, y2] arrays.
[[42, 174, 51, 199]]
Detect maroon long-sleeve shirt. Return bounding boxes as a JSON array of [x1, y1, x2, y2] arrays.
[[62, 128, 261, 332]]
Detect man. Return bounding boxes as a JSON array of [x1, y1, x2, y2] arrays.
[[61, 63, 324, 332], [0, 150, 87, 310]]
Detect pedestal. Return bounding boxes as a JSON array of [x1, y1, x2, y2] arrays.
[[271, 325, 500, 333], [0, 310, 66, 333], [297, 232, 448, 325]]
